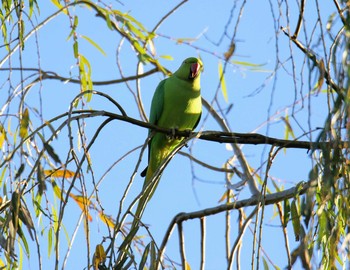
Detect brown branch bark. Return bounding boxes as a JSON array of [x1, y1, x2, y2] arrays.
[[156, 180, 314, 268]]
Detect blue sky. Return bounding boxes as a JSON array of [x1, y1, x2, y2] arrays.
[[0, 0, 338, 269]]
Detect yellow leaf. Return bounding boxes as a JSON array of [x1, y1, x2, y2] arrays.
[[98, 212, 115, 228], [316, 59, 325, 94], [281, 115, 296, 140], [160, 55, 174, 60], [218, 191, 229, 203], [70, 194, 92, 222], [50, 0, 68, 15], [93, 244, 106, 270], [51, 180, 63, 200], [224, 42, 235, 60], [0, 124, 5, 148], [218, 61, 228, 102], [185, 262, 191, 270], [44, 169, 79, 178], [19, 108, 30, 139]]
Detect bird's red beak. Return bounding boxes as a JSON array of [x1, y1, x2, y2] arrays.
[[189, 62, 201, 79]]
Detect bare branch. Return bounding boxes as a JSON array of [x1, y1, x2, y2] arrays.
[[292, 0, 305, 38], [157, 179, 315, 268], [178, 221, 187, 269], [276, 202, 292, 269], [200, 217, 206, 270], [281, 27, 342, 96]]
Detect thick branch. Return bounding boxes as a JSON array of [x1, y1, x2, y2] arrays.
[[98, 110, 346, 150], [2, 108, 346, 169], [196, 131, 344, 150]]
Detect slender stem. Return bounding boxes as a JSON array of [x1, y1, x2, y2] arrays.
[[277, 202, 292, 269], [200, 217, 206, 270], [178, 221, 187, 269]]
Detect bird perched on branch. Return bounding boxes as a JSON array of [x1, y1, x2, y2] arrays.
[[135, 57, 203, 224]]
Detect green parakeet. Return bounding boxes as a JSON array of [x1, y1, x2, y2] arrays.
[[135, 57, 203, 224]]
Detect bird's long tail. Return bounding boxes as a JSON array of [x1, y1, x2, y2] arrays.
[[132, 163, 159, 228]]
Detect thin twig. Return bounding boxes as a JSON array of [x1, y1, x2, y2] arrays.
[[200, 217, 206, 270], [292, 0, 305, 38], [228, 207, 259, 270], [332, 0, 347, 26], [157, 179, 315, 269], [281, 27, 342, 96], [225, 188, 231, 265], [276, 202, 292, 269], [256, 146, 280, 269], [178, 220, 187, 269], [236, 209, 244, 270]]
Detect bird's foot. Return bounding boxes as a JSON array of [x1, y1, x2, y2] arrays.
[[182, 129, 192, 137], [167, 127, 181, 140], [167, 128, 193, 140]]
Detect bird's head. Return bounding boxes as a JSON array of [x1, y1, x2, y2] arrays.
[[174, 57, 203, 81]]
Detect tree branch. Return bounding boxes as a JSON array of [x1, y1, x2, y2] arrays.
[[156, 180, 314, 268], [0, 67, 160, 85], [99, 109, 347, 150], [281, 27, 342, 96]]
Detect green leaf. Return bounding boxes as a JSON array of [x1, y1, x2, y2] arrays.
[[15, 164, 25, 180], [103, 9, 113, 30], [283, 199, 290, 226], [29, 0, 39, 17], [291, 199, 301, 241], [37, 163, 46, 195], [0, 167, 6, 188], [16, 224, 30, 255], [138, 242, 150, 270], [79, 54, 93, 100], [282, 115, 296, 140], [73, 15, 78, 28], [118, 226, 138, 254], [150, 241, 157, 269], [19, 108, 30, 139], [232, 60, 265, 67], [218, 61, 228, 102], [73, 40, 79, 58], [11, 191, 20, 228], [48, 227, 53, 257], [262, 257, 269, 270], [81, 35, 106, 56], [44, 142, 61, 164], [18, 204, 34, 240]]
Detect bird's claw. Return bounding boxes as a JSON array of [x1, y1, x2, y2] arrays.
[[167, 128, 193, 140], [166, 127, 176, 140], [167, 127, 181, 140]]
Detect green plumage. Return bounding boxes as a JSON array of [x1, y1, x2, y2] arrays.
[[134, 57, 203, 224]]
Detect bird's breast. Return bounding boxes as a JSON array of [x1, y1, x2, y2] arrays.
[[158, 80, 202, 130]]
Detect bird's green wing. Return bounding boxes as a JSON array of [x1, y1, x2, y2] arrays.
[[193, 111, 202, 130], [140, 79, 166, 177], [149, 79, 166, 128]]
